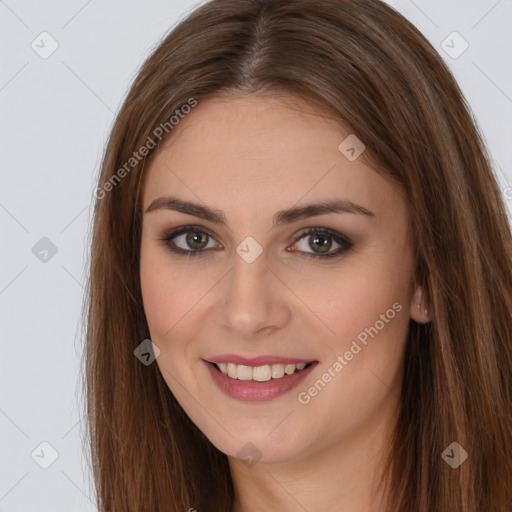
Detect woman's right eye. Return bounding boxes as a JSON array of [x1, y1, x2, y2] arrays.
[[158, 227, 220, 258]]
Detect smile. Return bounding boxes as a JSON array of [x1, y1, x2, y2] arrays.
[[203, 360, 319, 402]]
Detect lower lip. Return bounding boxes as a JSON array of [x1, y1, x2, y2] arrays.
[[203, 360, 318, 402]]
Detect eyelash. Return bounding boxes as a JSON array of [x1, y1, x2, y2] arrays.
[[157, 225, 354, 260]]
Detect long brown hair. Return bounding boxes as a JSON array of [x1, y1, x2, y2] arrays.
[[82, 0, 512, 510]]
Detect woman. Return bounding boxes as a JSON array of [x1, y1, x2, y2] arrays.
[[83, 0, 512, 510]]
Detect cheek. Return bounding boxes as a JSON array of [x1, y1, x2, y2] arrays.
[[293, 272, 409, 447], [139, 247, 217, 433], [140, 242, 188, 345], [294, 253, 410, 344], [139, 249, 196, 394], [297, 248, 412, 396], [139, 242, 213, 365], [140, 246, 168, 336]]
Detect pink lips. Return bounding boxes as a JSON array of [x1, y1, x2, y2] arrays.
[[203, 359, 318, 402]]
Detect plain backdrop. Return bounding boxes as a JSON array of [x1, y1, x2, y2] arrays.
[[1, 0, 511, 510]]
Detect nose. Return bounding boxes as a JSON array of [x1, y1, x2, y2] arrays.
[[216, 252, 291, 339]]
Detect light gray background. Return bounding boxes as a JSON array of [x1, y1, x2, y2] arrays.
[[1, 0, 511, 510]]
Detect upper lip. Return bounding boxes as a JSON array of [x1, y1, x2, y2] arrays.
[[203, 354, 317, 366]]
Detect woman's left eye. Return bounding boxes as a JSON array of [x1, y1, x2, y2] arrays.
[[290, 227, 354, 259], [158, 226, 354, 260]]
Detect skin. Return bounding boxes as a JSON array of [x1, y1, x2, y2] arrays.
[[139, 92, 430, 512]]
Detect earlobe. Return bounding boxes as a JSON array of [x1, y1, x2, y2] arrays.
[[410, 284, 430, 324]]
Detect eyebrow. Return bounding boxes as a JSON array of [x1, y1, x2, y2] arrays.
[[144, 195, 375, 227]]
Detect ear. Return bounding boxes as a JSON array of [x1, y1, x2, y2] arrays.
[[409, 283, 430, 324]]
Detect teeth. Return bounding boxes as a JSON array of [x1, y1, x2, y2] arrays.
[[271, 363, 285, 379], [227, 363, 237, 379], [252, 365, 271, 381], [237, 365, 253, 381], [284, 363, 295, 375], [215, 361, 310, 381]]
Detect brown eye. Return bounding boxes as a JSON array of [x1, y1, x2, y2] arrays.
[[291, 228, 354, 259], [184, 231, 209, 250], [306, 233, 332, 254], [158, 226, 219, 258]]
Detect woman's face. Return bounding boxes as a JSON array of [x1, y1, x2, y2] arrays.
[[140, 92, 423, 465]]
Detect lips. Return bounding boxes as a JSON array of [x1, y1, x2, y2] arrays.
[[203, 359, 319, 402]]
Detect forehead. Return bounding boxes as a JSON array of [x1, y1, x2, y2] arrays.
[[141, 93, 404, 225]]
